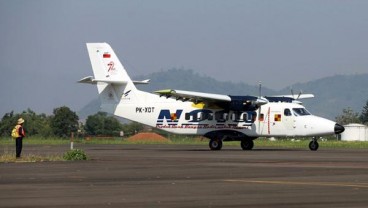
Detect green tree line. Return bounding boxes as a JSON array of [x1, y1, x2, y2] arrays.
[[1, 100, 367, 138], [335, 100, 368, 125], [0, 106, 143, 138]]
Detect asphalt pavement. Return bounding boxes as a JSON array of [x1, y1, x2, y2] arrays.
[[1, 144, 368, 207]]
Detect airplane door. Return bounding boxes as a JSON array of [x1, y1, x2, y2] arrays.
[[283, 108, 295, 133]]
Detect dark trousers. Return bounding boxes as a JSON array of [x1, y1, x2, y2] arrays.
[[15, 138, 23, 158]]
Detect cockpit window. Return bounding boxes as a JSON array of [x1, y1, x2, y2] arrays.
[[292, 108, 311, 116], [284, 109, 292, 116]]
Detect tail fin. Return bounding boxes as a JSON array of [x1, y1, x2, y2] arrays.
[[85, 43, 137, 113]]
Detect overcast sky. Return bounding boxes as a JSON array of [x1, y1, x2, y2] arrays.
[[1, 0, 367, 116]]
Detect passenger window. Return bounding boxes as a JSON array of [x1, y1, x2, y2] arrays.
[[223, 113, 229, 120], [242, 113, 247, 121], [259, 114, 264, 121], [197, 112, 202, 120], [185, 113, 191, 120], [230, 113, 235, 121], [284, 109, 292, 116], [208, 113, 213, 120], [237, 113, 244, 122], [215, 112, 225, 122], [192, 113, 198, 121], [232, 113, 243, 122], [251, 112, 257, 122]]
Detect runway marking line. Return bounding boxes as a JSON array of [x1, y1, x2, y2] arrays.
[[225, 179, 368, 189]]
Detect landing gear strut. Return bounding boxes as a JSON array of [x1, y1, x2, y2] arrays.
[[309, 137, 319, 151], [241, 139, 254, 150], [209, 139, 223, 150]]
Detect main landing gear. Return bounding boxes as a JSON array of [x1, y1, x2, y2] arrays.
[[209, 139, 223, 150], [240, 139, 254, 150], [309, 137, 319, 151], [209, 138, 255, 151], [206, 131, 256, 151]]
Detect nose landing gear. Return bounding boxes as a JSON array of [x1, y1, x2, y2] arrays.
[[309, 137, 319, 151]]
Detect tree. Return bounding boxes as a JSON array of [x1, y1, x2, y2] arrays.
[[0, 111, 17, 137], [335, 107, 360, 125], [85, 112, 123, 136], [0, 109, 52, 137], [19, 109, 52, 137], [122, 122, 144, 136], [50, 106, 79, 138], [359, 100, 368, 125]]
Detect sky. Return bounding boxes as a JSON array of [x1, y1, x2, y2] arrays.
[[0, 0, 368, 116]]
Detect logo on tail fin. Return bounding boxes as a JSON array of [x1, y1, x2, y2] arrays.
[[107, 61, 115, 72]]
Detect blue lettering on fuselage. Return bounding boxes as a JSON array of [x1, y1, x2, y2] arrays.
[[157, 109, 183, 125], [156, 109, 256, 127]]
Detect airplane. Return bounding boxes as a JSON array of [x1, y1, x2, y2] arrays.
[[79, 42, 345, 151]]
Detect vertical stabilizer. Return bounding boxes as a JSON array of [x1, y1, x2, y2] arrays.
[[86, 43, 137, 113]]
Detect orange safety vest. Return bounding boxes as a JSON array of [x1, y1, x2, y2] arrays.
[[15, 125, 25, 138]]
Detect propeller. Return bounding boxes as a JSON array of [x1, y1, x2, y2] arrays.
[[258, 82, 262, 132], [297, 90, 302, 100], [290, 88, 303, 100], [256, 82, 268, 106]]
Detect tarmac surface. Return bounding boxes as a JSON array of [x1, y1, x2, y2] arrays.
[[1, 144, 368, 207]]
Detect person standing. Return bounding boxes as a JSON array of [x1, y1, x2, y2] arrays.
[[13, 118, 26, 158]]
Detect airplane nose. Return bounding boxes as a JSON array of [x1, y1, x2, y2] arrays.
[[334, 124, 345, 134]]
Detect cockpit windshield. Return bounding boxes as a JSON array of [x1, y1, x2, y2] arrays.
[[292, 108, 311, 116]]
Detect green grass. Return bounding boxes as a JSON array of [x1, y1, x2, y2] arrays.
[[0, 137, 70, 145], [1, 136, 368, 149], [0, 151, 64, 163], [253, 139, 368, 149], [1, 136, 367, 163]]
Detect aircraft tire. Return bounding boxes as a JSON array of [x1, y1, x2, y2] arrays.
[[241, 140, 254, 150], [209, 139, 222, 150], [309, 141, 319, 151]]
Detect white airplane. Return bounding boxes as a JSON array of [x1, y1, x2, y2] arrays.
[[79, 43, 345, 151]]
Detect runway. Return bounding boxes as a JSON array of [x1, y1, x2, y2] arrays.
[[1, 144, 368, 207]]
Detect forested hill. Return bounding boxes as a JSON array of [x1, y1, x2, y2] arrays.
[[78, 69, 368, 120]]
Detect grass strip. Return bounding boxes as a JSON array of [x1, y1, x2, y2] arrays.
[[0, 153, 64, 163], [1, 137, 368, 149]]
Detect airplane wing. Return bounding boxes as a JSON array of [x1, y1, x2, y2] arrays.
[[154, 89, 268, 111], [154, 89, 231, 103], [272, 94, 315, 99], [264, 94, 314, 104]]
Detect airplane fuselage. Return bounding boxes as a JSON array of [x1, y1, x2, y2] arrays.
[[109, 91, 338, 138]]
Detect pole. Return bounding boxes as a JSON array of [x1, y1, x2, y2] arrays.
[[70, 132, 74, 150]]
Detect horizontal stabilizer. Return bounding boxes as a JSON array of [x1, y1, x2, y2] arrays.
[[78, 76, 96, 84], [78, 76, 127, 85], [79, 76, 149, 85], [133, 79, 150, 84]]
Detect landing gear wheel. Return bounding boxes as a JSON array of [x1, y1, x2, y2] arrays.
[[309, 141, 319, 151], [209, 139, 223, 150], [241, 140, 254, 150]]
